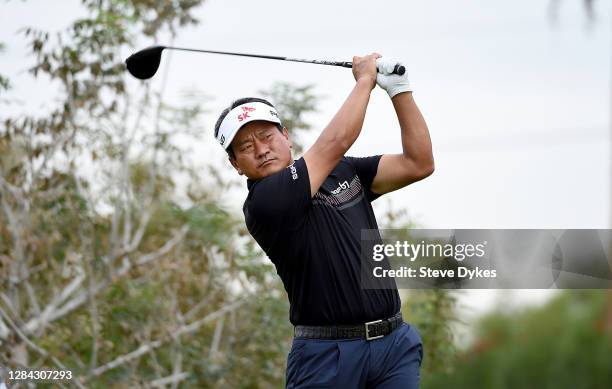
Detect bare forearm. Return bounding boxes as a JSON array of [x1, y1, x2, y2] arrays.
[[304, 53, 379, 196], [392, 92, 433, 166]]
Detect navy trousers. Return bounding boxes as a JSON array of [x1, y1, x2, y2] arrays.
[[285, 322, 423, 388]]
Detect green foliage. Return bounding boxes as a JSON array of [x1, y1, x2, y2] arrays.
[[138, 200, 241, 259], [0, 42, 9, 92], [0, 2, 456, 388], [380, 206, 460, 375], [403, 290, 458, 375], [423, 291, 612, 389], [206, 286, 293, 388], [0, 2, 324, 387]]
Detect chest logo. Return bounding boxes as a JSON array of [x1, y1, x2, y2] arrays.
[[330, 180, 350, 195]]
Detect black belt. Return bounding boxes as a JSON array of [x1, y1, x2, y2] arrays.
[[294, 312, 403, 340]]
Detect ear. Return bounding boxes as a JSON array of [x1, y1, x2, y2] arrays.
[[229, 156, 243, 175], [282, 127, 292, 149]]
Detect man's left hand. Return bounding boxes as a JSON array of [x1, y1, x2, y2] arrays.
[[376, 57, 412, 98]]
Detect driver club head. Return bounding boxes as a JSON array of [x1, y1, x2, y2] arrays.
[[125, 45, 166, 80]]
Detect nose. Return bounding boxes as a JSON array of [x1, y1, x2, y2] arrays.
[[253, 138, 270, 159]]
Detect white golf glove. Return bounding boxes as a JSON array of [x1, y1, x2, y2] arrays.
[[376, 57, 411, 98]]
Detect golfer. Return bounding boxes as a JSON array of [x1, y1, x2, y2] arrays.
[[214, 53, 433, 388]]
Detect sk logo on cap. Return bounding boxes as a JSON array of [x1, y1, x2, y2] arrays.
[[217, 102, 282, 149], [237, 106, 256, 122]]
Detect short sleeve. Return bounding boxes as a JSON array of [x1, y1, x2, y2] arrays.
[[345, 155, 382, 202], [246, 157, 311, 230]]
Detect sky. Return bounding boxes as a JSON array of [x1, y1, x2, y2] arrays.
[[1, 0, 610, 316], [179, 0, 610, 231], [2, 0, 609, 229]]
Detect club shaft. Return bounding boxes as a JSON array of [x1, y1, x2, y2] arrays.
[[166, 46, 351, 69], [163, 46, 404, 75]]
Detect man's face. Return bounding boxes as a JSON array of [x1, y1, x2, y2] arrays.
[[229, 121, 292, 180]]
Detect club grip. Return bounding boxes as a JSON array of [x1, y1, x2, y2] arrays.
[[392, 64, 406, 76], [343, 62, 405, 76]]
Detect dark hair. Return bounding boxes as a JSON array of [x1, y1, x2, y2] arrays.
[[214, 97, 283, 159]]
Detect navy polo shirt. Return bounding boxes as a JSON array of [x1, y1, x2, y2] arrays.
[[244, 156, 400, 326]]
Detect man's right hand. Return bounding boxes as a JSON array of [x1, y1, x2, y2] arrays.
[[352, 53, 381, 90]]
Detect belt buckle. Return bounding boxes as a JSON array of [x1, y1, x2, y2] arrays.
[[365, 319, 384, 341]]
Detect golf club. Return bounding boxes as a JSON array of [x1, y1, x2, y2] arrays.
[[125, 45, 406, 80]]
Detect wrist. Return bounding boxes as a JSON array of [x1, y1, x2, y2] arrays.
[[388, 85, 413, 99], [390, 90, 413, 100], [357, 76, 376, 90]]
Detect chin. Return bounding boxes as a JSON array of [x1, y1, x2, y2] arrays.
[[261, 161, 282, 174], [251, 156, 291, 179]]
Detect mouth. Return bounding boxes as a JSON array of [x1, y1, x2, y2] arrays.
[[259, 159, 276, 168]]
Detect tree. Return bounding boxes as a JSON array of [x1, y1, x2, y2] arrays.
[[0, 2, 321, 387], [1, 2, 461, 387]]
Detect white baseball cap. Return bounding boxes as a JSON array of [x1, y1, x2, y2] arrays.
[[216, 101, 282, 149]]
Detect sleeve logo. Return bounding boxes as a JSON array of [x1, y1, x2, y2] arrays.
[[289, 163, 298, 180]]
